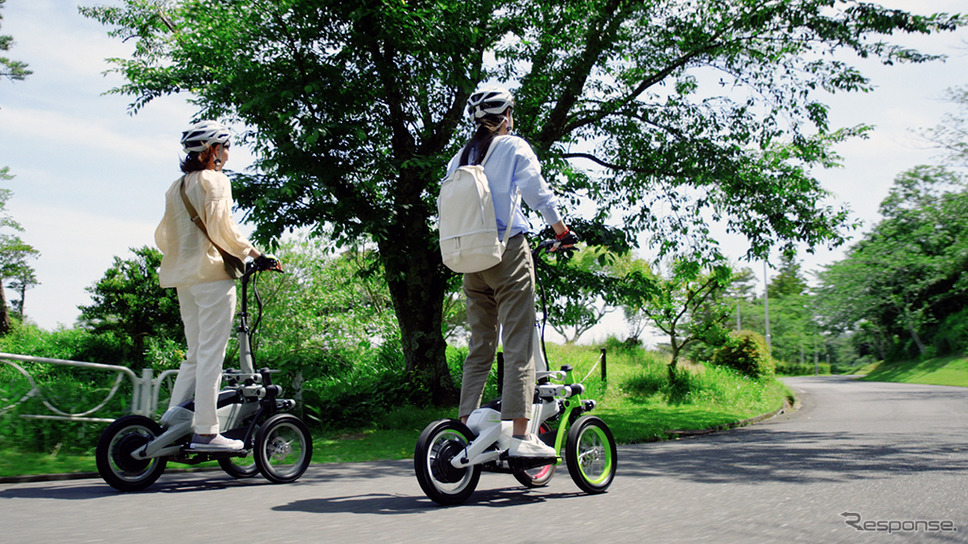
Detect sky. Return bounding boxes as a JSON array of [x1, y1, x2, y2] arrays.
[[0, 0, 967, 343]]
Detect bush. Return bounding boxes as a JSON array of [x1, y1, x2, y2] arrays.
[[623, 360, 668, 398], [933, 308, 968, 355], [774, 360, 831, 376], [301, 338, 426, 430], [712, 330, 775, 379]]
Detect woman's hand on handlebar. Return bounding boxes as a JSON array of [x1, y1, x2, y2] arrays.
[[254, 253, 284, 272], [554, 228, 579, 251], [535, 229, 580, 255]]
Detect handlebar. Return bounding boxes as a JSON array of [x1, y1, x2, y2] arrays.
[[532, 238, 579, 258], [243, 255, 283, 280]]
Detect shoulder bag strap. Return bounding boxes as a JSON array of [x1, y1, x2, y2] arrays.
[[179, 175, 237, 260]]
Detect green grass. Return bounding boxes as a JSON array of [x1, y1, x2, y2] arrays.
[[859, 354, 968, 387], [0, 342, 791, 479]]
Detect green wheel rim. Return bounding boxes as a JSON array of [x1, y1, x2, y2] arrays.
[[577, 424, 613, 484]]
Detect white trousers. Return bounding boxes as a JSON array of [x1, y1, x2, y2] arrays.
[[168, 280, 236, 435]]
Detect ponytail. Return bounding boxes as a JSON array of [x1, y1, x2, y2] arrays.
[[459, 110, 508, 166]]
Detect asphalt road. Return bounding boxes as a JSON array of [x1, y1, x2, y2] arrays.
[[2, 376, 967, 543]]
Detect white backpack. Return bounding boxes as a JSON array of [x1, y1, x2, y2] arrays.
[[438, 144, 520, 273]]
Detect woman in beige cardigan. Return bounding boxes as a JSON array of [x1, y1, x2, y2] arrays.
[[155, 120, 264, 451]]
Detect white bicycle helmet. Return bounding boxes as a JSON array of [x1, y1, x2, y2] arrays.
[[180, 120, 231, 153], [467, 86, 514, 121]]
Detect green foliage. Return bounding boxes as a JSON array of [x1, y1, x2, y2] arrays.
[[774, 360, 831, 376], [626, 257, 733, 370], [77, 246, 182, 368], [815, 85, 968, 364], [0, 326, 133, 455], [0, 320, 129, 365], [537, 245, 631, 344], [712, 330, 775, 380], [1, 339, 792, 474], [301, 338, 420, 429], [816, 166, 968, 362], [241, 236, 399, 375], [79, 0, 965, 403], [0, 169, 39, 331], [861, 354, 968, 388]]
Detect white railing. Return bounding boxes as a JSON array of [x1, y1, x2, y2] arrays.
[[0, 352, 178, 423]]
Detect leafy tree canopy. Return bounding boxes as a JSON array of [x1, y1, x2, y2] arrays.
[[81, 0, 965, 400], [78, 246, 182, 367], [816, 166, 968, 359]]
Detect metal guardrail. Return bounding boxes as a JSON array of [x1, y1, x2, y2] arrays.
[[0, 352, 178, 423]]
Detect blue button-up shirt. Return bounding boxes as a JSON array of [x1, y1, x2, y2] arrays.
[[447, 135, 562, 238]]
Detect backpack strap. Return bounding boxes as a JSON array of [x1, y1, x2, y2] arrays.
[[479, 139, 498, 167], [479, 138, 517, 244]]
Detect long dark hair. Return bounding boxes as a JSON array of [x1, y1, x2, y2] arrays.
[[459, 110, 509, 166], [180, 151, 208, 173]]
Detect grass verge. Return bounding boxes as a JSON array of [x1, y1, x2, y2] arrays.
[[859, 354, 968, 387]]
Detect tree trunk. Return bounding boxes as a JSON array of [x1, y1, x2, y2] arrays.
[[0, 273, 10, 334], [378, 234, 458, 407], [18, 281, 26, 317], [902, 309, 927, 356], [668, 334, 680, 382]]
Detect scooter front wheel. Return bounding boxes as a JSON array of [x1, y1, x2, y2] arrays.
[[96, 415, 168, 492], [565, 415, 616, 494], [414, 419, 480, 505], [254, 413, 312, 483]]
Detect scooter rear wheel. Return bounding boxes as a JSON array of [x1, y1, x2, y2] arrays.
[[414, 419, 480, 505], [218, 453, 258, 478], [218, 426, 258, 478], [96, 415, 168, 492]]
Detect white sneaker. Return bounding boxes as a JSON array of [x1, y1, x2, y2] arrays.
[[190, 433, 244, 451], [508, 434, 557, 459]]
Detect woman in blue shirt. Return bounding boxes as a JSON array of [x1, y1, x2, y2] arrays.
[[447, 86, 576, 460]]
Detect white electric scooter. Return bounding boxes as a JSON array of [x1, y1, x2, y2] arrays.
[[96, 257, 312, 491], [414, 239, 617, 505]]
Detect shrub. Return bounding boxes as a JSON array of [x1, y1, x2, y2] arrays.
[[301, 338, 425, 429], [623, 361, 667, 398], [712, 330, 775, 379], [774, 360, 831, 376]]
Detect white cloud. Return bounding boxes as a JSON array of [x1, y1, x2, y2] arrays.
[[1, 106, 176, 160]]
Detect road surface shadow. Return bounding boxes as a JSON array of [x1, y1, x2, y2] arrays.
[[273, 487, 588, 515], [0, 471, 276, 499], [617, 428, 968, 485]]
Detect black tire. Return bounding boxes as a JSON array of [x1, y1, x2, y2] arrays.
[[565, 416, 616, 494], [217, 426, 259, 478], [218, 453, 258, 478], [96, 415, 168, 492], [253, 413, 312, 483], [414, 419, 481, 506], [512, 423, 557, 488]]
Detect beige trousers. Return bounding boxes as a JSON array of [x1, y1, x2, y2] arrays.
[[169, 279, 236, 434], [459, 234, 537, 420]]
